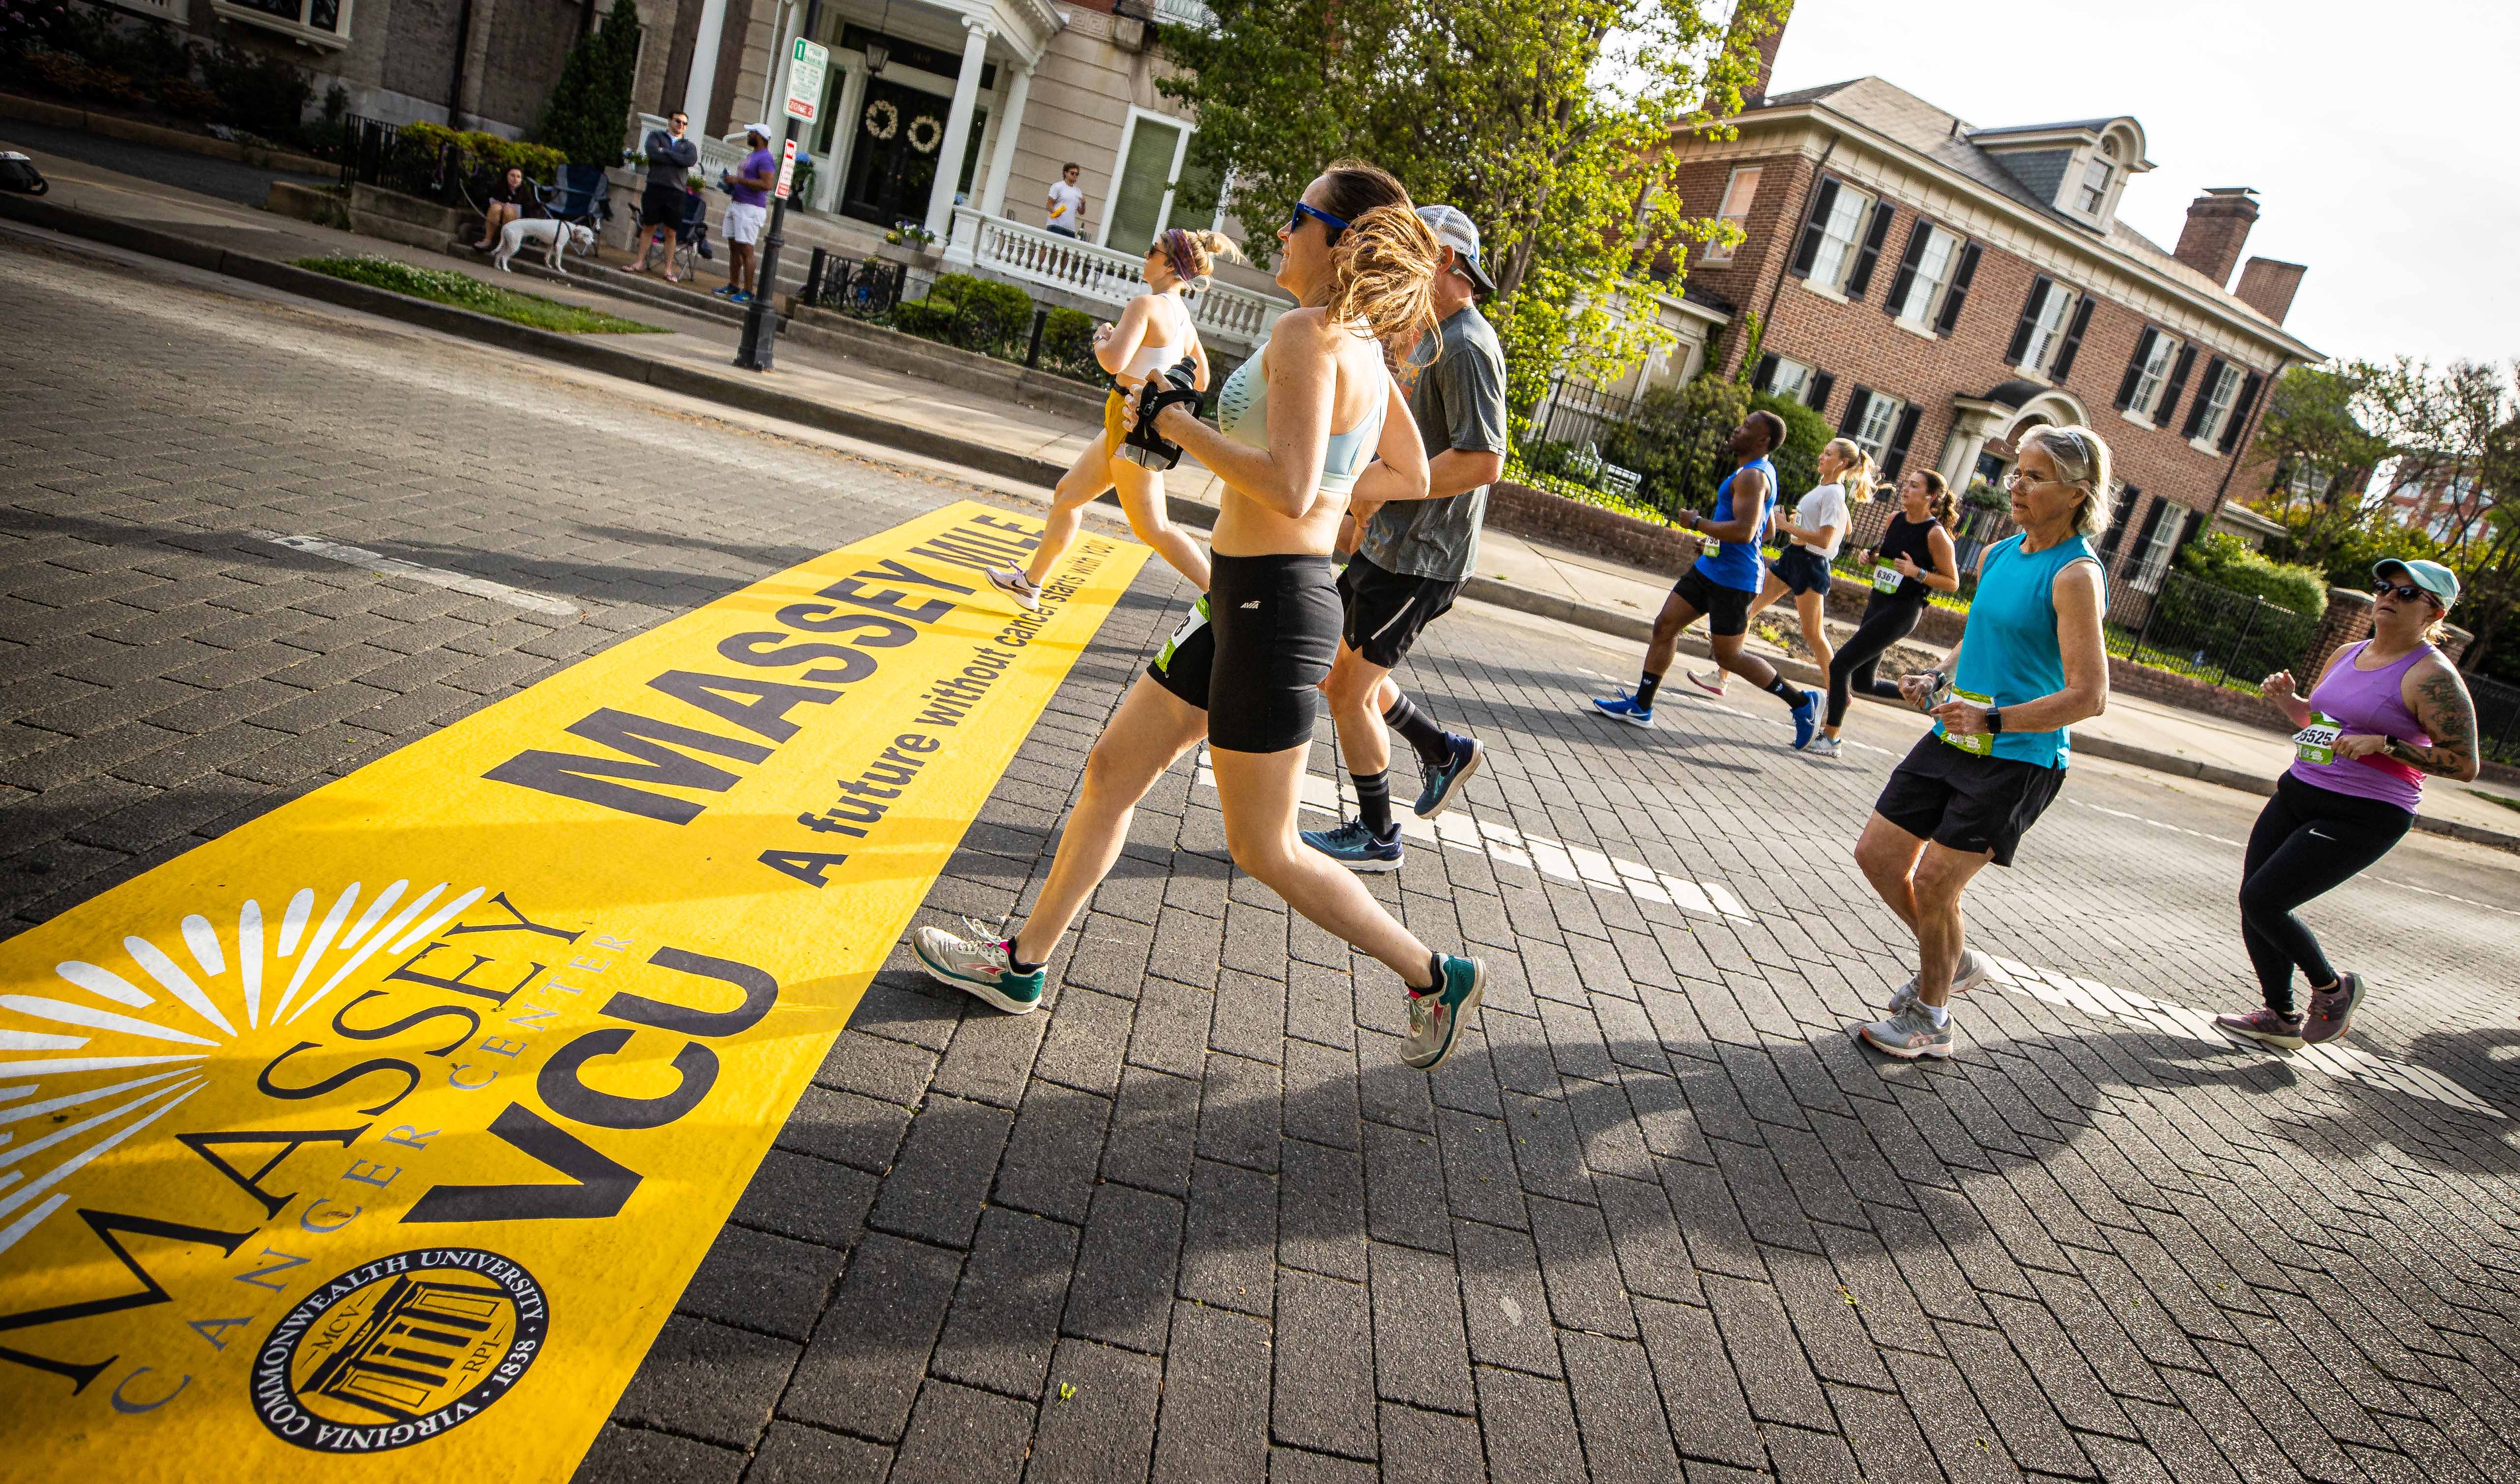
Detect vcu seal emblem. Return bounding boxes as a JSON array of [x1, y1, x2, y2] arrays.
[[251, 1247, 547, 1453]]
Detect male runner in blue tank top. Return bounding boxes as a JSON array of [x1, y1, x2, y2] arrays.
[[1591, 411, 1822, 747]]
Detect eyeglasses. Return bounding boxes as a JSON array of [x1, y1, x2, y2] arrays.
[[2374, 581, 2438, 604], [1288, 202, 1351, 240], [2001, 469, 2056, 489]]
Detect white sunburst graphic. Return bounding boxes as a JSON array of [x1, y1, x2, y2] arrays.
[[0, 879, 487, 1257]]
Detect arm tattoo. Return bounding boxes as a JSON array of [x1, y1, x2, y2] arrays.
[[2387, 669, 2479, 777]]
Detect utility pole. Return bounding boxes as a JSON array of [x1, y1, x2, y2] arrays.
[[735, 0, 824, 372]]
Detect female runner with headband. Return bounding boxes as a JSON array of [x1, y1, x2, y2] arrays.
[[988, 227, 1239, 607], [911, 162, 1489, 1070]]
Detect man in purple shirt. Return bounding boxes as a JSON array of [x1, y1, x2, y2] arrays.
[[719, 123, 777, 303]]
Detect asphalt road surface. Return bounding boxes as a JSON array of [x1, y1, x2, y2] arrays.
[[7, 232, 2520, 1484]]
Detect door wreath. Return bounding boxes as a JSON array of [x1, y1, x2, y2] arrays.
[[863, 99, 899, 139], [906, 115, 944, 155]]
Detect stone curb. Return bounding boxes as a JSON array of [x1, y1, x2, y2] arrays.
[[12, 191, 2517, 858]]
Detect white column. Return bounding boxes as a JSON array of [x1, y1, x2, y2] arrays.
[[681, 0, 731, 130], [978, 63, 1033, 219], [923, 18, 994, 240]]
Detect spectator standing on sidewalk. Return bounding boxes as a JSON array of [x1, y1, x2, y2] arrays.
[[719, 124, 776, 303], [1854, 425, 2113, 1060], [1045, 164, 1086, 238], [633, 111, 700, 283], [1302, 202, 1506, 873], [2213, 558, 2479, 1050]]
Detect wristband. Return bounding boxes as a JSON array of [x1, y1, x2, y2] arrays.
[[1125, 369, 1204, 470]]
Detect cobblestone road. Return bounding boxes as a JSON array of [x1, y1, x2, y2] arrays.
[[8, 236, 2520, 1484]]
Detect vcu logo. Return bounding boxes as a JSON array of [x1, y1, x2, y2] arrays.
[[252, 1248, 547, 1453]]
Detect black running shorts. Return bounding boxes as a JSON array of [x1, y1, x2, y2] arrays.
[[1336, 552, 1463, 669], [1672, 564, 1756, 637], [1147, 595, 1216, 711], [1872, 732, 2066, 868], [1205, 552, 1340, 753], [1768, 545, 1833, 597]]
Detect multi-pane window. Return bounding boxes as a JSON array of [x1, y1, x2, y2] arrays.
[[2128, 333, 2179, 417], [2078, 139, 2119, 215], [2019, 286, 2077, 373], [2191, 362, 2244, 444], [1892, 226, 1956, 324], [1704, 167, 1762, 263], [1806, 185, 1873, 291], [2132, 504, 2184, 592], [1850, 392, 1903, 460], [1766, 355, 1813, 403], [2287, 463, 2332, 502]]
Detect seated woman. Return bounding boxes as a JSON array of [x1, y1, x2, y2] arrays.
[[474, 166, 543, 251]]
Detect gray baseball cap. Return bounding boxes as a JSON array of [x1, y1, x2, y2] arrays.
[[1415, 204, 1495, 295]]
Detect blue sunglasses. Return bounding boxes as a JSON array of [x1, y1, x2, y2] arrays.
[[1288, 201, 1351, 241]]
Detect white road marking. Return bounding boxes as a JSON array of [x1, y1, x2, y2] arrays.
[[2068, 799, 2520, 919], [1979, 955, 2503, 1119], [1191, 754, 1755, 924], [254, 531, 580, 616]]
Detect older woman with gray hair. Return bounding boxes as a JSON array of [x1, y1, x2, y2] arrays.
[[1854, 424, 2114, 1060]]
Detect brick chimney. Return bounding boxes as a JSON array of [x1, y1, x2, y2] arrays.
[[1727, 0, 1794, 108], [2233, 256, 2307, 324], [2172, 187, 2259, 288]]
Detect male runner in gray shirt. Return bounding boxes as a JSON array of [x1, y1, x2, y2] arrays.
[[1303, 204, 1509, 872]]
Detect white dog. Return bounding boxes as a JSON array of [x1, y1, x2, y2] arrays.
[[490, 218, 596, 275]]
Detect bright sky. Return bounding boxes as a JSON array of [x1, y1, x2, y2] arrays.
[[1760, 0, 2519, 371]]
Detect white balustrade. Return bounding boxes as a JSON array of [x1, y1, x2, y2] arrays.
[[950, 209, 1286, 345]]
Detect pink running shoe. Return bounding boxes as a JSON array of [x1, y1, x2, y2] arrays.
[[2214, 1006, 2306, 1050]]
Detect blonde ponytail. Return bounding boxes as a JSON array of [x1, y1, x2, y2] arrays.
[[1159, 227, 1244, 293], [1823, 437, 1875, 505], [1323, 204, 1441, 367]]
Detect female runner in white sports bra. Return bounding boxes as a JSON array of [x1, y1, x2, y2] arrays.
[[912, 161, 1489, 1071], [988, 227, 1238, 609]]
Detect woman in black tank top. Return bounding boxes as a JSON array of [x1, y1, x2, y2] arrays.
[[1812, 469, 1961, 757]]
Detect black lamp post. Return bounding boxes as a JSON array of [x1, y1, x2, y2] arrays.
[[735, 0, 825, 372]]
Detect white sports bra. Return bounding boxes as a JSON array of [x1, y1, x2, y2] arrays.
[[1118, 295, 1192, 383], [1216, 337, 1389, 496]]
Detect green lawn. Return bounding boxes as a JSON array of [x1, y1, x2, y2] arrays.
[[294, 255, 666, 335]]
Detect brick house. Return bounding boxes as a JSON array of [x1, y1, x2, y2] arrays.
[[1657, 34, 2322, 602]]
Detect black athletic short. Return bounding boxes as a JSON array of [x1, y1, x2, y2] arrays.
[[1147, 595, 1216, 711], [1768, 545, 1833, 597], [1672, 564, 1756, 637], [1198, 552, 1340, 752], [640, 182, 691, 235], [1873, 732, 2066, 868], [1336, 552, 1462, 669]]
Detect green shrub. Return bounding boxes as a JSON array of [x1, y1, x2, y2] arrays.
[[195, 39, 311, 144], [392, 122, 567, 197], [894, 272, 1035, 356], [1040, 307, 1099, 380], [1593, 374, 1747, 521], [1503, 457, 1679, 527], [531, 0, 640, 167], [2175, 530, 2328, 617], [1517, 438, 1590, 486]]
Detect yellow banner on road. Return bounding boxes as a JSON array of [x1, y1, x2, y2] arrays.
[[0, 501, 1146, 1479]]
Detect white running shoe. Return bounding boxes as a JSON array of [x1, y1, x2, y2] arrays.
[[1685, 668, 1727, 696], [986, 565, 1043, 611], [1804, 735, 1841, 760]]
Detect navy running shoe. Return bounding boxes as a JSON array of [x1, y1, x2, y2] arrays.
[[1302, 819, 1404, 872], [1413, 733, 1483, 818]]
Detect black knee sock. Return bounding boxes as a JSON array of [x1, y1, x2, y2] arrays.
[[1354, 769, 1393, 835], [1383, 693, 1451, 770], [1635, 670, 1664, 709], [1763, 673, 1798, 703]]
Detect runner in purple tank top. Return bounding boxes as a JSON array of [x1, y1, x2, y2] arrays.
[[2213, 558, 2481, 1050]]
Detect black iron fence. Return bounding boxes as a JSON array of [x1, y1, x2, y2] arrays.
[[2467, 672, 2520, 768], [799, 249, 907, 320], [1528, 376, 1638, 451], [2104, 571, 2319, 693]]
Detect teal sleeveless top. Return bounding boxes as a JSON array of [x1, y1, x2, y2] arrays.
[[1217, 338, 1387, 495], [1941, 532, 2104, 769]]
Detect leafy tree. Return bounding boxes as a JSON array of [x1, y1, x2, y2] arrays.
[[1157, 0, 1787, 409], [533, 0, 642, 169]]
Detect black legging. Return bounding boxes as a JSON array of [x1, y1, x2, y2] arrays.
[[2239, 773, 2412, 1011], [1825, 592, 1928, 727]]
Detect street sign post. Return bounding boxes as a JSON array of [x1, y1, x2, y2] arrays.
[[774, 139, 798, 201], [784, 38, 828, 124]]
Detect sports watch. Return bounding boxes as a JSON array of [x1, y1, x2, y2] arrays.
[[1983, 706, 2005, 734]]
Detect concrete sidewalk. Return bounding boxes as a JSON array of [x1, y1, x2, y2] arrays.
[[8, 122, 2516, 851]]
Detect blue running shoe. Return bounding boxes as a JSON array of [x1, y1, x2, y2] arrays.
[[1790, 689, 1820, 750], [1591, 692, 1655, 728], [1302, 819, 1404, 873], [1401, 955, 1486, 1070], [1413, 733, 1484, 818]]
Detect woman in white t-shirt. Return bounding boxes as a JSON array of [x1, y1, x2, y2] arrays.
[[1689, 437, 1870, 698]]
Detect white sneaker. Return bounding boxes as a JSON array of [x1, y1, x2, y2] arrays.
[[1685, 668, 1727, 696], [986, 566, 1043, 611], [1804, 735, 1841, 759]]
